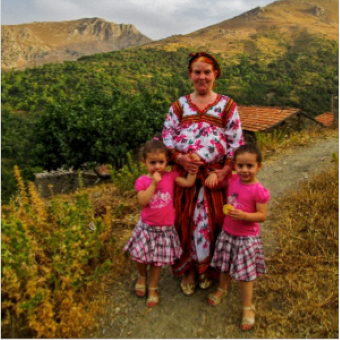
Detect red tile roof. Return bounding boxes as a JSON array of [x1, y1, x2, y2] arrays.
[[315, 112, 334, 127], [238, 105, 300, 132]]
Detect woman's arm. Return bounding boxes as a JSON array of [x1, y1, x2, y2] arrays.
[[228, 203, 267, 223]]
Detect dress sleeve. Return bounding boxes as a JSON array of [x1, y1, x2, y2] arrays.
[[162, 103, 182, 163], [224, 104, 244, 161], [135, 176, 147, 192], [255, 185, 270, 204]]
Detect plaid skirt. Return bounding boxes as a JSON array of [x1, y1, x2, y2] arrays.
[[210, 230, 266, 281], [123, 219, 183, 266]]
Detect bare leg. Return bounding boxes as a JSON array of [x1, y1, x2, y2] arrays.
[[210, 272, 232, 299], [240, 280, 255, 330], [181, 265, 197, 284], [148, 265, 162, 299], [136, 263, 147, 285]]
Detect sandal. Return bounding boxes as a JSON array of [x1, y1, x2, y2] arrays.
[[241, 305, 256, 331], [198, 274, 213, 290], [180, 281, 197, 296], [135, 274, 146, 297], [146, 287, 159, 308], [207, 287, 227, 306]]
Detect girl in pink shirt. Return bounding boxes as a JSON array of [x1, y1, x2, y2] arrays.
[[124, 138, 197, 307], [208, 144, 270, 331]]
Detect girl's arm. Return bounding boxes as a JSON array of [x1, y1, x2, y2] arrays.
[[175, 172, 197, 188], [137, 173, 161, 206], [228, 203, 267, 222]]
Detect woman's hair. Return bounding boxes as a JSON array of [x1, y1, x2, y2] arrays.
[[187, 52, 222, 78], [141, 138, 170, 160], [234, 144, 263, 164]]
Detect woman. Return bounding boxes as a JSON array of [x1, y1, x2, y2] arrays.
[[162, 51, 244, 296]]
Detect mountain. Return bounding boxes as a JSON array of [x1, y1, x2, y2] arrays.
[[1, 17, 152, 70], [140, 0, 338, 55]]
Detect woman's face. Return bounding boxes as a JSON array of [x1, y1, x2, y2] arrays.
[[188, 61, 217, 95]]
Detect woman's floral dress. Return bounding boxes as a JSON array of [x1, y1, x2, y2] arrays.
[[162, 94, 244, 263]]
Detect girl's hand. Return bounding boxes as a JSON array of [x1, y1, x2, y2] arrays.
[[179, 154, 203, 173], [205, 172, 218, 188], [228, 208, 247, 221], [190, 153, 201, 162], [152, 172, 162, 185]]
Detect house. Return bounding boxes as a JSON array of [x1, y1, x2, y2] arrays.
[[237, 105, 320, 142], [314, 112, 334, 127]]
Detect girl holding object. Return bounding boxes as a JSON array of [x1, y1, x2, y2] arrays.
[[123, 138, 197, 308], [208, 144, 270, 331]]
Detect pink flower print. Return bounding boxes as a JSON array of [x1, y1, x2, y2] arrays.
[[211, 139, 225, 155], [199, 225, 210, 240], [174, 133, 188, 143], [195, 213, 204, 225], [232, 119, 241, 130], [203, 242, 208, 249]]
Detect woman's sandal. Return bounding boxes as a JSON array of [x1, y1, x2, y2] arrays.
[[198, 274, 213, 290], [135, 275, 146, 297], [241, 305, 256, 331], [180, 281, 197, 296], [146, 287, 159, 308], [207, 287, 227, 306]]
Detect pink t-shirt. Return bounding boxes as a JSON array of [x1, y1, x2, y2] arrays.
[[135, 171, 179, 226], [223, 174, 270, 236]]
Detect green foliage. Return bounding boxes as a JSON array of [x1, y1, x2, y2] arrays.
[[108, 152, 147, 194], [1, 38, 338, 200], [32, 88, 167, 170]]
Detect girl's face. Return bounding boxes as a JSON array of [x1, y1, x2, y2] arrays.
[[234, 152, 262, 184], [143, 152, 168, 177], [188, 61, 217, 95]]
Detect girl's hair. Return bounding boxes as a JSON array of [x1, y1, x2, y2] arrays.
[[234, 144, 262, 164], [188, 52, 222, 78], [141, 138, 169, 159]]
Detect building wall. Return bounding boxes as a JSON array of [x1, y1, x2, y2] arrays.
[[34, 171, 99, 198]]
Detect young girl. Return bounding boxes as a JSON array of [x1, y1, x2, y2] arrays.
[[123, 138, 197, 308], [208, 144, 270, 331]]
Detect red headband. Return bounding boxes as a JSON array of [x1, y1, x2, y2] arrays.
[[188, 52, 221, 78]]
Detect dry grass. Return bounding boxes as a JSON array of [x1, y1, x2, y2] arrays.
[[254, 164, 338, 338]]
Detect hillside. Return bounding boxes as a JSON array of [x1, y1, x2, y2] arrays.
[[1, 17, 152, 70], [141, 0, 338, 56]]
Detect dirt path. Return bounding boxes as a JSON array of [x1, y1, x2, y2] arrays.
[[94, 136, 338, 339]]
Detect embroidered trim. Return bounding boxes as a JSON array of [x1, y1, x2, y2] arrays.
[[181, 115, 223, 128], [187, 94, 222, 114], [222, 98, 236, 127], [171, 100, 183, 121]]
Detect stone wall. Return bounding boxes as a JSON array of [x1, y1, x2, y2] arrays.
[[34, 170, 100, 198]]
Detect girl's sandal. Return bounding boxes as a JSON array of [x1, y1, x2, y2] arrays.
[[207, 287, 227, 306], [180, 281, 197, 296], [146, 287, 159, 308], [135, 275, 146, 297], [241, 305, 256, 331]]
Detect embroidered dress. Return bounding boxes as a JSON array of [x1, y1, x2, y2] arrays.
[[162, 94, 244, 275]]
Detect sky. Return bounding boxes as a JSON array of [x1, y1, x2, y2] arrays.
[[2, 0, 276, 40]]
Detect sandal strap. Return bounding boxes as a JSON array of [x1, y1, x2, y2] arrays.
[[148, 286, 158, 291], [217, 287, 227, 293], [243, 304, 255, 312], [135, 283, 146, 290]]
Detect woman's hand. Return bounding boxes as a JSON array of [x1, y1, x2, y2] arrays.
[[179, 154, 203, 173]]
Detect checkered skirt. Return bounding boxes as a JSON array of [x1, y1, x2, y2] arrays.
[[123, 219, 183, 266], [210, 229, 266, 281]]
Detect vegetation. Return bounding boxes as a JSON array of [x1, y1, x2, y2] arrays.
[[1, 37, 338, 203], [1, 127, 337, 338]]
